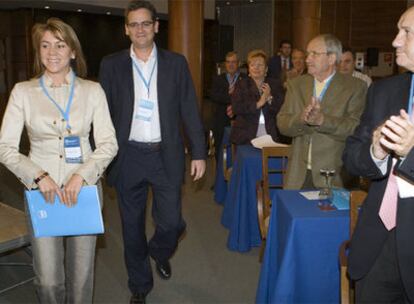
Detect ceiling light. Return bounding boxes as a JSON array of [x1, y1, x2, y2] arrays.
[[226, 1, 230, 5], [106, 11, 111, 15], [77, 8, 82, 12], [44, 6, 50, 9]]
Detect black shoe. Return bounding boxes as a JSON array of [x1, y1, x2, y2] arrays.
[[154, 259, 171, 280], [130, 293, 146, 304]]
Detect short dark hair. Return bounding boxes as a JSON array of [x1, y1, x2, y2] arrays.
[[279, 39, 292, 48], [125, 0, 157, 24], [342, 47, 355, 60]]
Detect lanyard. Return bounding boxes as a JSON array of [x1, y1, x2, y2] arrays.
[[313, 73, 334, 101], [40, 71, 75, 132], [408, 74, 414, 118], [132, 55, 157, 98], [226, 72, 240, 88]]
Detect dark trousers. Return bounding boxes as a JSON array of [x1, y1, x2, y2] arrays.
[[115, 142, 186, 295], [355, 230, 409, 303]]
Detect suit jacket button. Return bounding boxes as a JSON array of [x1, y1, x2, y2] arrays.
[[59, 155, 63, 159]]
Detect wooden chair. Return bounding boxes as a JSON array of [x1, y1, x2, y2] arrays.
[[0, 202, 34, 294], [256, 146, 290, 262], [339, 190, 368, 304], [222, 143, 236, 181]]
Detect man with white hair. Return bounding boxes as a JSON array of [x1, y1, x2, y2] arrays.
[[277, 34, 367, 189], [343, 6, 414, 302]]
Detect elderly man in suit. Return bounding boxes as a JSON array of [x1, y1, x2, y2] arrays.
[[99, 1, 206, 303], [277, 34, 367, 189], [342, 6, 414, 302], [210, 51, 246, 164]]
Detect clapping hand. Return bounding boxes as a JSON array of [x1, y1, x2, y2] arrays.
[[378, 109, 414, 157], [302, 97, 324, 126]]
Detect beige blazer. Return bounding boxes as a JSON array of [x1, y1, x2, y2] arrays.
[[277, 72, 367, 189], [0, 72, 118, 189]]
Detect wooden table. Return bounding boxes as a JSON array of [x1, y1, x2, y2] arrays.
[[0, 202, 30, 254], [0, 202, 33, 295]]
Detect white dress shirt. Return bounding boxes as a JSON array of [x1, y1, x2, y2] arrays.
[[129, 44, 161, 143]]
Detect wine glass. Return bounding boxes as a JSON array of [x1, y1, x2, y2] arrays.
[[319, 168, 335, 209]]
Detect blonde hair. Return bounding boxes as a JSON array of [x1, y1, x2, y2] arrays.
[[32, 18, 87, 78], [247, 49, 267, 66]]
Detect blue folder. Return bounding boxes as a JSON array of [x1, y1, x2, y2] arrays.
[[25, 185, 104, 237]]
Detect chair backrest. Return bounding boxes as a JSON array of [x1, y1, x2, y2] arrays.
[[261, 146, 290, 218], [223, 143, 236, 181], [349, 190, 367, 237]]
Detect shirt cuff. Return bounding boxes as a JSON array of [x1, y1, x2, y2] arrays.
[[370, 144, 388, 175]]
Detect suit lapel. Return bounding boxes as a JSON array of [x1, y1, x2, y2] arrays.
[[319, 72, 343, 109], [301, 75, 314, 107], [119, 50, 134, 104], [118, 50, 134, 143], [157, 48, 168, 134], [389, 72, 411, 116]]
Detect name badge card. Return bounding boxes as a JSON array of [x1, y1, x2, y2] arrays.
[[135, 98, 154, 122], [64, 136, 83, 164]]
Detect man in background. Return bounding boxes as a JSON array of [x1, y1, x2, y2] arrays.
[[277, 34, 367, 189], [210, 51, 246, 164], [268, 40, 292, 79], [339, 47, 372, 87]]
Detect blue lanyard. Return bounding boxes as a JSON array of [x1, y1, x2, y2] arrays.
[[132, 54, 157, 98], [39, 71, 75, 131], [313, 74, 334, 101], [226, 72, 239, 87], [408, 74, 414, 118]]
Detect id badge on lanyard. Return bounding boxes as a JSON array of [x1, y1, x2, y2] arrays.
[[135, 98, 154, 122], [64, 136, 83, 163]]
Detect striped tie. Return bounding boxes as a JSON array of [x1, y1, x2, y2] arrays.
[[378, 159, 398, 230]]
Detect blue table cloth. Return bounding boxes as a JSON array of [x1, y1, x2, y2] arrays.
[[256, 190, 349, 303], [221, 145, 282, 252], [214, 127, 231, 204]]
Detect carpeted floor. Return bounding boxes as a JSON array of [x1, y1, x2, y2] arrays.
[[0, 157, 261, 303]]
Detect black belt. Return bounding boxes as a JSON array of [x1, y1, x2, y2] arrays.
[[128, 141, 161, 151]]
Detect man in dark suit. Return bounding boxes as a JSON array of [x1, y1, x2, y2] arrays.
[[343, 6, 414, 302], [99, 1, 206, 303], [210, 51, 246, 163], [268, 40, 292, 79]]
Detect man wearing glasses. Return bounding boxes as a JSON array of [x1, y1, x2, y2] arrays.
[[277, 34, 367, 189], [99, 1, 206, 303]]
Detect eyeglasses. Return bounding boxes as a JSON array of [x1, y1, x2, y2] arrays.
[[127, 21, 154, 30], [306, 51, 330, 57]]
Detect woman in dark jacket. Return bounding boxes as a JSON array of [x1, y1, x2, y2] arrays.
[[230, 49, 288, 145]]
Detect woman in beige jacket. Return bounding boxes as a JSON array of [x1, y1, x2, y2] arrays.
[[0, 18, 118, 303]]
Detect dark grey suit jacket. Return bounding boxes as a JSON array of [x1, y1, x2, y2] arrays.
[[99, 48, 206, 186], [268, 55, 292, 79], [343, 72, 414, 301]]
